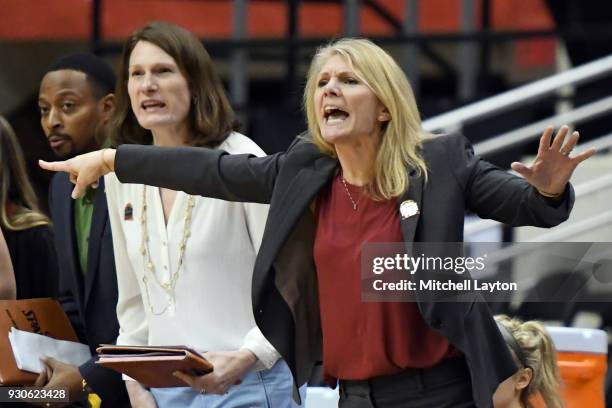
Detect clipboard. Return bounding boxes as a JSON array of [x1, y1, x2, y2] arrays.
[[0, 298, 78, 385]]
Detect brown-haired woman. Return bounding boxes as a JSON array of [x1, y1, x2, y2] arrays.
[[88, 22, 300, 407], [0, 116, 57, 300], [494, 315, 564, 408]]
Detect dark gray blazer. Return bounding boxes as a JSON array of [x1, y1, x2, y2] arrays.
[[115, 133, 574, 408], [49, 174, 130, 407]]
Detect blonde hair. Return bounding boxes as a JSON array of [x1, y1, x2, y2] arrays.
[[0, 116, 50, 231], [495, 315, 564, 408], [303, 38, 428, 200]]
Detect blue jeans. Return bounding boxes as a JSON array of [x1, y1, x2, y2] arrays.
[[151, 360, 306, 408]]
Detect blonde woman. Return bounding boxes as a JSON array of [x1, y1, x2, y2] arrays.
[[41, 38, 594, 407], [494, 315, 564, 408], [0, 116, 57, 300]]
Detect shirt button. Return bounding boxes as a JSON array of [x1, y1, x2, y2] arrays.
[[162, 242, 167, 246], [164, 266, 168, 270]]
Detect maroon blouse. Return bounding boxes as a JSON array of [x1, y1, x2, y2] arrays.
[[314, 175, 457, 380]]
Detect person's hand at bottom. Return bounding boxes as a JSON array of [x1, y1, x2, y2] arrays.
[[173, 349, 257, 395], [32, 357, 84, 407]]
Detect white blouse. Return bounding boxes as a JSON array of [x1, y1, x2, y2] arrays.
[[105, 132, 280, 370]]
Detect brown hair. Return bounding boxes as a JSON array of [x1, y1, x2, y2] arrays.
[[111, 21, 236, 147], [495, 315, 564, 408], [0, 116, 50, 231]]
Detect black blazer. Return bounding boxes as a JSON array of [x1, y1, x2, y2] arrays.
[[115, 133, 574, 408], [49, 173, 129, 407]]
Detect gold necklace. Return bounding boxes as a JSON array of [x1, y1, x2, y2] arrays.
[[139, 185, 196, 315], [340, 175, 361, 210]]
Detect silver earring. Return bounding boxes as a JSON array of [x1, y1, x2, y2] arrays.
[[193, 96, 198, 105]]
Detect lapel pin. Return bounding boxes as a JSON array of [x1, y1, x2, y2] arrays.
[[124, 203, 133, 221], [400, 200, 419, 220]]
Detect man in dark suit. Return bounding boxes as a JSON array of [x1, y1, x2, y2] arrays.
[[36, 54, 129, 407]]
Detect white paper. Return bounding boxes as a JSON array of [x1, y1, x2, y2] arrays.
[[8, 327, 91, 373]]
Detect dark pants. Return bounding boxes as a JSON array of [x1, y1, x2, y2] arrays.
[[338, 358, 476, 408]]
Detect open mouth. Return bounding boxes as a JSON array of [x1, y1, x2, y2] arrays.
[[324, 106, 349, 124], [141, 100, 166, 111]]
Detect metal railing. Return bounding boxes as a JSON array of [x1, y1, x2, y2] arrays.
[[474, 95, 612, 156], [422, 53, 612, 134]]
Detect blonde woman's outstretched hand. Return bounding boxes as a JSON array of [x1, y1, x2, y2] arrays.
[[510, 125, 596, 197], [39, 148, 116, 199]]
